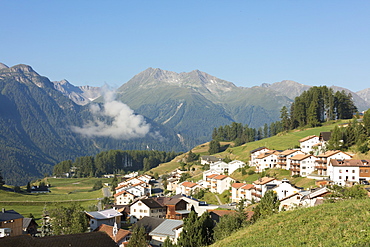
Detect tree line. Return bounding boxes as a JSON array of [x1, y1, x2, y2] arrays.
[[53, 149, 180, 177], [280, 86, 357, 130]]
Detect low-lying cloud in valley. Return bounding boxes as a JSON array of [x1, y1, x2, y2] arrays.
[[72, 91, 150, 139]]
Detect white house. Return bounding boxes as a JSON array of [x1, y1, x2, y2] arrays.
[[200, 156, 223, 165], [299, 135, 320, 153], [208, 174, 235, 194], [251, 177, 278, 202], [277, 149, 305, 170], [114, 190, 135, 205], [85, 208, 123, 231], [130, 198, 166, 223], [315, 150, 353, 176], [327, 159, 370, 186], [250, 147, 271, 167], [231, 183, 254, 203], [227, 160, 246, 174], [254, 150, 280, 172], [290, 154, 316, 177], [272, 179, 302, 200], [175, 181, 203, 196]]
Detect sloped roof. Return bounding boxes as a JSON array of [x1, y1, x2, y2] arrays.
[[95, 223, 131, 243], [241, 184, 254, 190], [85, 208, 122, 220], [319, 132, 331, 141], [0, 232, 117, 247], [232, 183, 246, 189], [250, 146, 270, 154], [114, 190, 135, 197], [256, 150, 279, 159], [149, 219, 183, 238], [23, 217, 38, 228], [181, 181, 198, 188], [299, 135, 318, 142], [213, 175, 229, 180], [317, 150, 352, 158], [290, 154, 312, 161], [206, 174, 219, 179], [140, 198, 165, 209], [208, 209, 236, 217], [279, 149, 300, 156], [253, 177, 276, 185], [0, 209, 24, 222], [134, 216, 166, 234], [330, 159, 370, 167]]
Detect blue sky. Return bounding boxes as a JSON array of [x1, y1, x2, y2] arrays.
[[1, 1, 370, 92]]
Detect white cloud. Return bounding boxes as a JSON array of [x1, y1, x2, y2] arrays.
[[72, 91, 150, 140]]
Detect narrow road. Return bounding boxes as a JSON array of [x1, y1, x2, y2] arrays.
[[214, 194, 222, 205], [102, 187, 112, 198]]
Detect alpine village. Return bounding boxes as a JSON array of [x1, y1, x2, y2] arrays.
[[2, 64, 370, 247]]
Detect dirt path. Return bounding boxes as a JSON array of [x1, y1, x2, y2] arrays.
[[214, 194, 222, 205]]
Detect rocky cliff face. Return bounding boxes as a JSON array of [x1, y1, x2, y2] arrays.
[[52, 79, 102, 105]]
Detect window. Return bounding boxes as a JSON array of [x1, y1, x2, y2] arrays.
[[138, 202, 142, 206], [302, 166, 306, 169], [352, 170, 355, 173], [339, 176, 342, 179], [352, 176, 355, 180], [339, 170, 342, 173], [346, 170, 348, 173]]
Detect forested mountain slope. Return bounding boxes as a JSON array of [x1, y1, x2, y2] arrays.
[[0, 65, 187, 185]]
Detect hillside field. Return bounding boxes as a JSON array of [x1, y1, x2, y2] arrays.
[[0, 177, 111, 222], [211, 198, 370, 247]]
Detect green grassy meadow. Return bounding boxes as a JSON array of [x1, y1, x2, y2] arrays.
[[0, 177, 111, 222], [211, 199, 370, 247]]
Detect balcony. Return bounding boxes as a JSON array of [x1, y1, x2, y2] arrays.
[[277, 161, 286, 165], [255, 187, 262, 192], [252, 192, 262, 198], [315, 165, 327, 170], [316, 159, 326, 164], [290, 167, 300, 172]]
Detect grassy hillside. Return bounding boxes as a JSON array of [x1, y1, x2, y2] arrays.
[[211, 199, 370, 247], [150, 121, 346, 179], [0, 177, 110, 222]]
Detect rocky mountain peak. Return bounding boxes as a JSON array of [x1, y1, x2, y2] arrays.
[[0, 62, 9, 70]]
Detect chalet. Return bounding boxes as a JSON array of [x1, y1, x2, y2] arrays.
[[272, 179, 302, 200], [149, 219, 183, 246], [254, 150, 280, 172], [251, 177, 277, 202], [0, 209, 24, 236], [130, 198, 166, 223], [249, 147, 271, 167], [85, 208, 122, 231], [22, 218, 38, 236], [208, 209, 236, 223], [200, 155, 223, 165], [114, 190, 135, 205], [328, 159, 370, 185], [164, 198, 190, 220], [279, 192, 304, 211], [231, 183, 254, 203], [290, 154, 316, 177], [208, 174, 235, 194], [315, 150, 352, 176], [175, 181, 203, 196], [277, 149, 305, 170], [30, 185, 50, 193], [95, 224, 131, 247], [299, 135, 320, 153]]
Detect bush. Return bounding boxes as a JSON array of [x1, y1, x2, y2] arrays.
[[92, 180, 103, 191], [247, 170, 255, 175]]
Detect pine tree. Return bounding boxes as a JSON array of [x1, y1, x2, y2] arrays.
[[208, 140, 220, 155], [127, 225, 147, 247], [251, 190, 280, 223]]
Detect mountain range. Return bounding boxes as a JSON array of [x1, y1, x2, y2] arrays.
[[0, 62, 369, 185]]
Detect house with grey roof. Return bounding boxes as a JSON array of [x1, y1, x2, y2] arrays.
[[0, 208, 24, 236], [149, 219, 183, 246], [85, 208, 122, 231]]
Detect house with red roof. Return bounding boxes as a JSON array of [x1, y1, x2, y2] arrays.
[[231, 183, 254, 203], [175, 181, 204, 196], [208, 174, 235, 194]]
